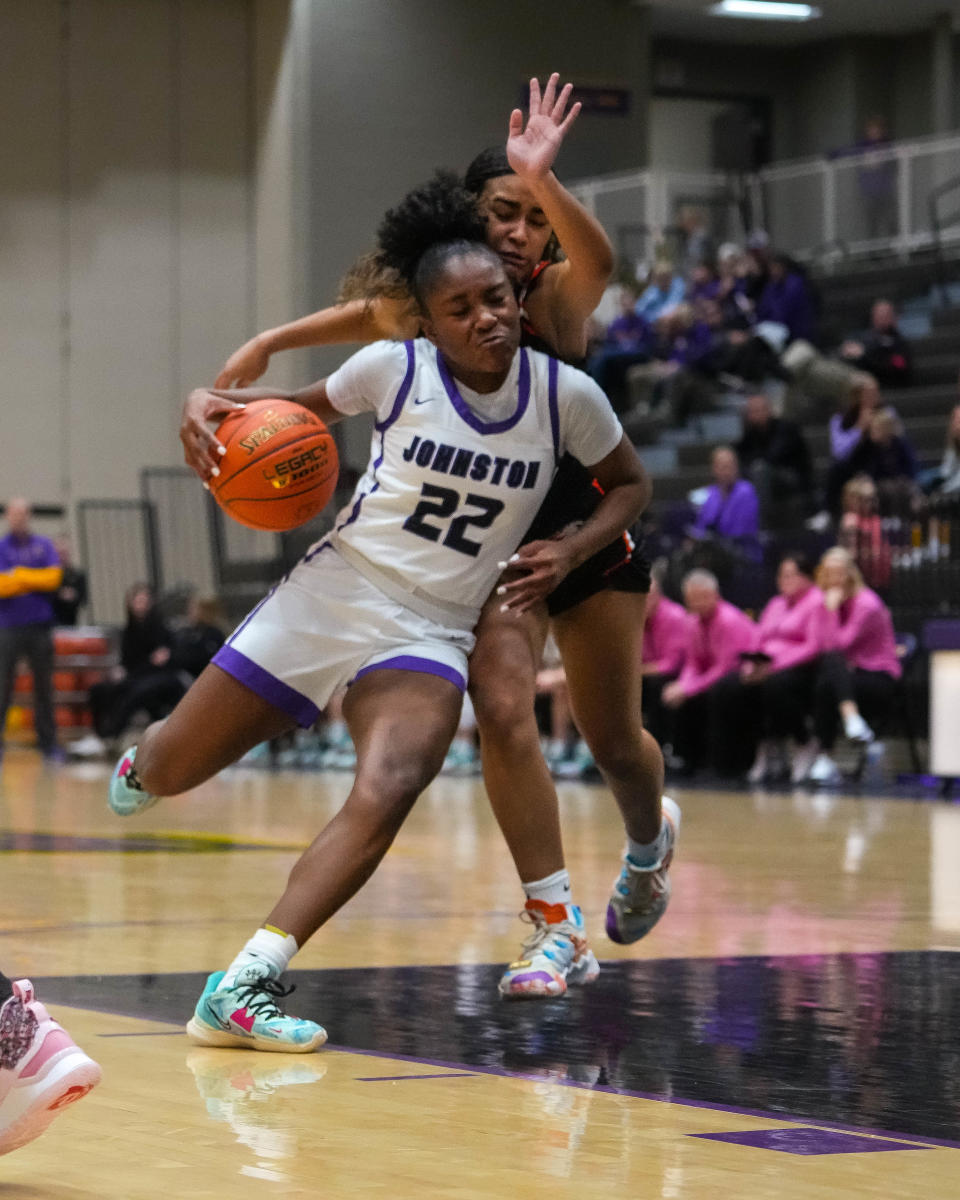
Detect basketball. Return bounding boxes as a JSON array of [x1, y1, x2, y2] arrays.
[[210, 398, 339, 532]]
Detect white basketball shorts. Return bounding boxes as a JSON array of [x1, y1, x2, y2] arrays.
[[212, 543, 473, 727]]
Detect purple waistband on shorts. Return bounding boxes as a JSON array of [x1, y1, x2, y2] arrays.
[[351, 654, 466, 693]]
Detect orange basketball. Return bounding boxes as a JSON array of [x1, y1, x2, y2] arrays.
[[210, 398, 339, 532]]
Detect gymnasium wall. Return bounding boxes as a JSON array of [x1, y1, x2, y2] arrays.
[[0, 0, 304, 514], [300, 0, 653, 473]]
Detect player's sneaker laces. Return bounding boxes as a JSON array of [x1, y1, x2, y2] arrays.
[[186, 967, 327, 1054], [498, 900, 600, 999], [108, 745, 160, 816], [606, 796, 681, 945], [0, 979, 101, 1155]]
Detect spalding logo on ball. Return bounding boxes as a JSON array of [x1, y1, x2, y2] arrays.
[[209, 398, 339, 531]]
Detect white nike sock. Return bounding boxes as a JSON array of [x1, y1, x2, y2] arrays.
[[220, 926, 298, 989], [522, 868, 572, 907], [627, 816, 670, 868]]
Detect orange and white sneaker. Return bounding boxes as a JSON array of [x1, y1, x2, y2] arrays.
[[498, 901, 600, 999], [606, 796, 681, 945], [0, 980, 101, 1155]]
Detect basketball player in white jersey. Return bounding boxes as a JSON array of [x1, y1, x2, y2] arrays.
[[188, 76, 678, 1003], [107, 176, 651, 1050]]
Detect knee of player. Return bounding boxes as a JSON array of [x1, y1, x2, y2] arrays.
[[469, 674, 536, 736], [351, 760, 434, 821]]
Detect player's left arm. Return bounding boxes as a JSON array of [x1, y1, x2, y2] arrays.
[[508, 75, 614, 354], [499, 435, 649, 615]]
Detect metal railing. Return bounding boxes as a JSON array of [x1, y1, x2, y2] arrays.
[[570, 129, 960, 269]]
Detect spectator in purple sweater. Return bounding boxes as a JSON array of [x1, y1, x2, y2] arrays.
[[757, 254, 817, 344], [710, 553, 826, 783], [804, 547, 901, 785], [586, 284, 651, 413], [691, 446, 761, 562], [661, 570, 755, 774], [0, 499, 65, 763]]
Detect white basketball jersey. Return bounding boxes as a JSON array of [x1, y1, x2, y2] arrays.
[[329, 340, 564, 626]]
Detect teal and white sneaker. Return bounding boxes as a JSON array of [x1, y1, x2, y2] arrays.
[[186, 968, 327, 1054], [552, 740, 596, 780], [606, 796, 681, 945], [441, 737, 479, 776], [498, 900, 600, 999], [108, 746, 160, 816]]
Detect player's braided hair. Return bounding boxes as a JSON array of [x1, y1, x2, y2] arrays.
[[374, 170, 498, 308]]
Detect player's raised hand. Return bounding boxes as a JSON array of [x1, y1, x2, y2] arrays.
[[506, 73, 581, 183], [180, 388, 245, 482], [214, 335, 271, 389]]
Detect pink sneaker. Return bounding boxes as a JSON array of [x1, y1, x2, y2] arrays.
[[0, 980, 101, 1155]]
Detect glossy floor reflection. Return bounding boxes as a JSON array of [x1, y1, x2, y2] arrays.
[[4, 752, 960, 1196], [36, 949, 960, 1146]]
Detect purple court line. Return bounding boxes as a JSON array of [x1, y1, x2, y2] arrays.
[[327, 1044, 960, 1152], [355, 1080, 480, 1089]]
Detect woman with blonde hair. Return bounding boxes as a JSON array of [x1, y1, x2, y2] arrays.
[[839, 474, 891, 592], [804, 547, 901, 784]]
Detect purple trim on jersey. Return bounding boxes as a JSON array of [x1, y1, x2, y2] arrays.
[[302, 539, 335, 566], [547, 355, 560, 464], [374, 340, 416, 433], [336, 341, 416, 535], [351, 654, 466, 693], [436, 346, 530, 436], [212, 644, 320, 728]]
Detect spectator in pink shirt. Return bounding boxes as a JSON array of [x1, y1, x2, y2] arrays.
[[640, 570, 688, 746], [805, 547, 901, 785], [662, 570, 755, 774], [711, 553, 826, 784]]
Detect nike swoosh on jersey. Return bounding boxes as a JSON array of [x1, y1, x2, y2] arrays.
[[412, 396, 438, 405]]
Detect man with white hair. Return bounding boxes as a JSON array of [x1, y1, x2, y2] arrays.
[[0, 499, 64, 762], [662, 570, 755, 774]]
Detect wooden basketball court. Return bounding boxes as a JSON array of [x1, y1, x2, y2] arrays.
[[2, 748, 958, 1197]]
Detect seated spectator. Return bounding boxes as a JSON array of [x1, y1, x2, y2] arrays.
[[741, 234, 771, 305], [715, 244, 756, 326], [837, 300, 912, 389], [844, 406, 916, 502], [736, 393, 812, 527], [839, 475, 892, 593], [170, 594, 226, 679], [690, 446, 761, 563], [821, 375, 883, 515], [676, 205, 715, 270], [535, 634, 591, 777], [634, 260, 685, 324], [756, 253, 817, 346], [804, 547, 901, 785], [661, 570, 755, 774], [924, 402, 960, 495], [639, 570, 688, 747], [74, 583, 176, 755], [687, 263, 720, 306], [711, 553, 825, 784], [622, 304, 719, 434], [51, 535, 88, 627], [586, 284, 651, 413]]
